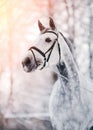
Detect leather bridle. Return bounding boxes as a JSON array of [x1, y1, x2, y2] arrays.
[[29, 31, 61, 70]]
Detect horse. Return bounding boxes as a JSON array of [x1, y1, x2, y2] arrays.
[[22, 18, 93, 130]]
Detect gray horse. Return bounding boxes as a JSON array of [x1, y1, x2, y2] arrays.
[[22, 18, 93, 130]]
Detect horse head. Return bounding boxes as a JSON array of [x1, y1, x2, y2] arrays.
[[21, 18, 93, 130], [22, 18, 61, 72]]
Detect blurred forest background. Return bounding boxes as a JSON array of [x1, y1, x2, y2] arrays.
[[0, 0, 93, 129]]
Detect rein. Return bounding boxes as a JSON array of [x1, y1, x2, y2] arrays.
[[29, 31, 61, 69]]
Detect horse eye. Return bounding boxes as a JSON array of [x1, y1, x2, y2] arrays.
[[90, 126, 93, 130], [45, 37, 51, 43]]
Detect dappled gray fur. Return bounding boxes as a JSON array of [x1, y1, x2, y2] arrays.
[[49, 33, 93, 130]]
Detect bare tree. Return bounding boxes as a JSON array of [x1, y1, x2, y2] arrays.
[[6, 0, 14, 109], [88, 0, 93, 79], [64, 0, 75, 45]]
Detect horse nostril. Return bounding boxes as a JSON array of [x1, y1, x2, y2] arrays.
[[22, 57, 31, 67], [25, 57, 31, 65]]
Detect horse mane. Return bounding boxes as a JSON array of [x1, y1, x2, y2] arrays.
[[59, 32, 74, 54]]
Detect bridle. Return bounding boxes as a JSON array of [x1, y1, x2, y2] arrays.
[[29, 30, 61, 70]]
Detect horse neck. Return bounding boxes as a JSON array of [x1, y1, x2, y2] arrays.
[[57, 33, 80, 85]]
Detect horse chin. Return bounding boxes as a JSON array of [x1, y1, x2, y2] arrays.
[[23, 64, 38, 73]]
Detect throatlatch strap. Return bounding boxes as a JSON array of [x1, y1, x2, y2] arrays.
[[57, 42, 61, 63]]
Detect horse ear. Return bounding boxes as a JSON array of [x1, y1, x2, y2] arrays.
[[49, 17, 56, 30], [38, 20, 45, 32]]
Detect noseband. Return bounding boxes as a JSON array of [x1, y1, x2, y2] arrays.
[[29, 31, 61, 69]]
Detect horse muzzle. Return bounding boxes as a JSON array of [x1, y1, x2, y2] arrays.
[[22, 51, 44, 72]]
